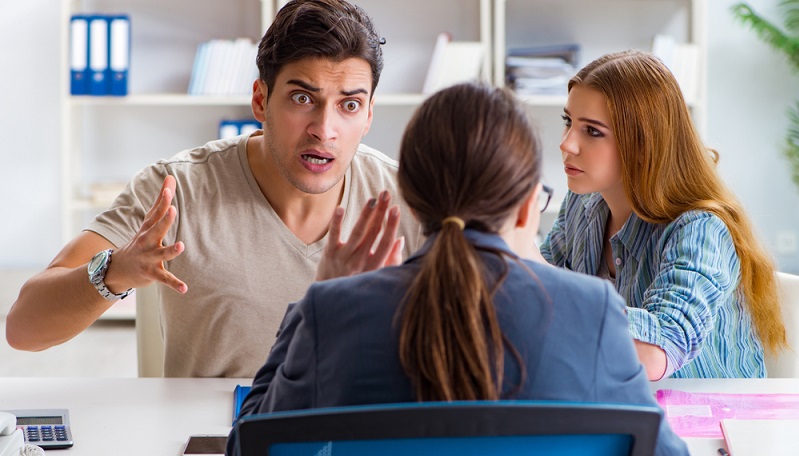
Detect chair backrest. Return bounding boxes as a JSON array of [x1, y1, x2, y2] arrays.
[[235, 401, 662, 456], [766, 272, 799, 378], [135, 284, 164, 377]]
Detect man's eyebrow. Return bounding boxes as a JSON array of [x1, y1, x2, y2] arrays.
[[563, 107, 611, 130], [286, 79, 369, 97], [287, 79, 319, 92], [341, 88, 369, 97]]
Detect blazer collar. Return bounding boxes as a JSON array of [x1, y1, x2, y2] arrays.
[[406, 229, 516, 264]]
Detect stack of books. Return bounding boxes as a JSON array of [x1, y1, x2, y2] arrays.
[[505, 44, 579, 97], [188, 38, 259, 96]]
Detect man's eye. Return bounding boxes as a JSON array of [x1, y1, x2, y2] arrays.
[[291, 93, 312, 104], [343, 100, 361, 112]]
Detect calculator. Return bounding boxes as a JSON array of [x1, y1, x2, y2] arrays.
[[5, 409, 74, 449]]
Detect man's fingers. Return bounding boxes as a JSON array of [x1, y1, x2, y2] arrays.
[[386, 236, 405, 267], [142, 204, 177, 244], [345, 196, 378, 251], [327, 206, 345, 247], [350, 191, 392, 258], [153, 239, 186, 294], [157, 241, 185, 262], [142, 176, 175, 229], [157, 269, 188, 294], [141, 185, 174, 232], [365, 205, 401, 270]]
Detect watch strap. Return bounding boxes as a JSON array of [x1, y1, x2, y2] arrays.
[[89, 249, 132, 302]]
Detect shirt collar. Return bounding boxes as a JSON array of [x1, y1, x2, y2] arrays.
[[582, 192, 654, 262]]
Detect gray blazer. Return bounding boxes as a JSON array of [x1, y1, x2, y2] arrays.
[[231, 230, 688, 456]]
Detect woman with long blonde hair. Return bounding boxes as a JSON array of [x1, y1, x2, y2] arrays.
[[541, 49, 785, 379]]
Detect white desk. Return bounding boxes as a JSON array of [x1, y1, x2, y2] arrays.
[[1, 377, 796, 455], [652, 378, 799, 455], [0, 377, 248, 456]]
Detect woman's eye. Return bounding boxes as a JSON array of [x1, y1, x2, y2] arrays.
[[587, 126, 603, 137], [560, 114, 572, 127], [343, 100, 361, 112], [291, 93, 312, 104]]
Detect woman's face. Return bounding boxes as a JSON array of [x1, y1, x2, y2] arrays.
[[560, 85, 624, 198]]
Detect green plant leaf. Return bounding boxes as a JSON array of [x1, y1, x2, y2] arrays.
[[787, 101, 799, 191], [782, 0, 799, 32], [732, 2, 799, 72], [733, 3, 799, 194]]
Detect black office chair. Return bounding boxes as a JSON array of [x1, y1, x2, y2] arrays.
[[235, 401, 662, 456]]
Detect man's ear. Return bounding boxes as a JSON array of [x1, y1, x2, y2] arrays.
[[251, 80, 267, 122]]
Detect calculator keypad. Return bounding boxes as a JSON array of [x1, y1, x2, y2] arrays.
[[21, 425, 71, 444]]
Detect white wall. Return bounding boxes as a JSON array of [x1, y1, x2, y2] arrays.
[[1, 0, 798, 273], [0, 1, 62, 269], [707, 0, 799, 273]]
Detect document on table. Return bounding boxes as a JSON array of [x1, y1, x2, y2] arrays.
[[720, 419, 799, 455]]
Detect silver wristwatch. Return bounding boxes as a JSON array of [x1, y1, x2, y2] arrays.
[[88, 249, 132, 302]]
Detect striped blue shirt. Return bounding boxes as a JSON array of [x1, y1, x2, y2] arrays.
[[540, 191, 765, 378]]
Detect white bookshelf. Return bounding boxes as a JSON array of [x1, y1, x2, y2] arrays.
[[58, 0, 706, 319]]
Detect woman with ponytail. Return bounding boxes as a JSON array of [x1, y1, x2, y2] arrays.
[[231, 82, 687, 456], [540, 49, 786, 380]]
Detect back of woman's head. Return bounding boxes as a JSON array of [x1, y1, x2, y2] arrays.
[[570, 50, 786, 355], [396, 82, 540, 402], [399, 83, 540, 234]]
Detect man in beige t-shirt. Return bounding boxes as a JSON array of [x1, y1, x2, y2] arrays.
[[89, 135, 419, 377], [6, 0, 422, 377]]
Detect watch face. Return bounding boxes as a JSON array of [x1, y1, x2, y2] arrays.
[[88, 250, 109, 275]]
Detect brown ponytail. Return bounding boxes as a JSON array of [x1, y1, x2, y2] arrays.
[[397, 83, 541, 401]]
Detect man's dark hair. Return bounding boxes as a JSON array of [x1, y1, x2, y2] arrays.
[[256, 0, 384, 99]]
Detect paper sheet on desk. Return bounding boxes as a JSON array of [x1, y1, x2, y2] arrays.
[[721, 419, 799, 456], [656, 389, 799, 438]]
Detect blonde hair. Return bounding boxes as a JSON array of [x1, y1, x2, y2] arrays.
[[568, 49, 786, 354]]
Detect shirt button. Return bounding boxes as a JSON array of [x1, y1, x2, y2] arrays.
[[615, 258, 622, 266]]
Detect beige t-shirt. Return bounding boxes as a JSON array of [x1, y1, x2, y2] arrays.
[[86, 132, 423, 377]]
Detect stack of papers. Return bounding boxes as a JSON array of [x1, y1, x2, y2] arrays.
[[505, 44, 579, 97]]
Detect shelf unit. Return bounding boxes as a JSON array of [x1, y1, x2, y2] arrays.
[[60, 0, 274, 241], [58, 0, 706, 316], [60, 0, 492, 242]]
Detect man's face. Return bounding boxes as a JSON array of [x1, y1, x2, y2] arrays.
[[256, 57, 374, 195]]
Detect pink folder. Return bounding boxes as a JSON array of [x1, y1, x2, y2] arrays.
[[656, 389, 799, 438]]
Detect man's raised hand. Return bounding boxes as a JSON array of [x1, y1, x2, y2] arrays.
[[316, 190, 404, 281], [105, 175, 188, 294]]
